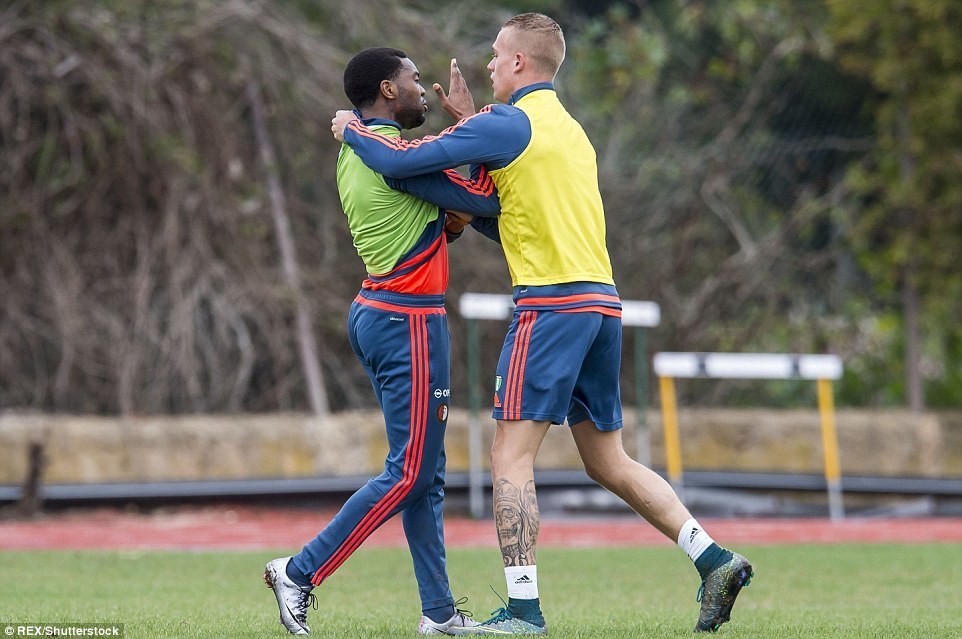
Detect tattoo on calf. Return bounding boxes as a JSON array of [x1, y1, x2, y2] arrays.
[[494, 478, 540, 566]]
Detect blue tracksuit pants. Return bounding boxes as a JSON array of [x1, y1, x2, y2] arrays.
[[289, 289, 454, 611]]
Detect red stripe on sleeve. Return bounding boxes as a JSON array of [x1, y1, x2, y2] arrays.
[[346, 105, 495, 152], [442, 167, 495, 196]]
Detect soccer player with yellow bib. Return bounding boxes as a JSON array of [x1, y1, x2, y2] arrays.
[[334, 14, 753, 635]]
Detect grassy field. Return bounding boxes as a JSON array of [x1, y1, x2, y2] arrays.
[[0, 543, 959, 638]]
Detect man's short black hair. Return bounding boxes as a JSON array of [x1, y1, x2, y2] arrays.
[[344, 47, 408, 110]]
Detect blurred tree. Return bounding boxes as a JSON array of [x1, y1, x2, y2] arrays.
[[828, 0, 962, 410], [0, 0, 346, 413], [1, 0, 958, 414], [562, 0, 875, 406], [0, 0, 516, 414]]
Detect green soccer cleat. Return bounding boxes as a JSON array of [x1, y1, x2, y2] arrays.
[[694, 552, 753, 633], [448, 607, 547, 636]]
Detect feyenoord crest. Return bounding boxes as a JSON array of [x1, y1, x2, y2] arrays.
[[436, 403, 448, 423]]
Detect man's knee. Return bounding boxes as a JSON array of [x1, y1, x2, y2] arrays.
[[582, 445, 634, 489], [377, 457, 436, 504], [489, 421, 544, 477], [583, 456, 624, 488], [399, 468, 437, 506], [489, 442, 512, 478], [582, 459, 606, 485]]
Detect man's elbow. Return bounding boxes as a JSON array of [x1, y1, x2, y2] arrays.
[[477, 201, 501, 217]]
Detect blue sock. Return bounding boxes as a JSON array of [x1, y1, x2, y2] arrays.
[[423, 604, 456, 624], [285, 558, 314, 589], [507, 597, 545, 626], [694, 543, 733, 581]]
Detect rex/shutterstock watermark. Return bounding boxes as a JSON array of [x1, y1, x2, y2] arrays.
[[2, 625, 123, 637]]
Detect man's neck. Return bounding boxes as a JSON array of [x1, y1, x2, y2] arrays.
[[359, 104, 397, 124], [502, 77, 554, 103], [510, 75, 553, 94]]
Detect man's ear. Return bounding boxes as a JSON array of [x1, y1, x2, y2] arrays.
[[513, 52, 526, 73], [380, 79, 398, 100]]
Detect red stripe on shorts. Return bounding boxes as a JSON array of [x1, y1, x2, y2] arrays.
[[503, 311, 536, 421]]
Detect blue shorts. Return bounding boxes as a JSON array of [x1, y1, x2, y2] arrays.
[[492, 308, 623, 429]]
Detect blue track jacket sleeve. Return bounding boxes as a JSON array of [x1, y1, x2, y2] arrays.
[[342, 105, 531, 179], [385, 164, 500, 217]]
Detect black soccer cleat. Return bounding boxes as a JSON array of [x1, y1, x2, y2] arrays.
[[693, 552, 753, 633]]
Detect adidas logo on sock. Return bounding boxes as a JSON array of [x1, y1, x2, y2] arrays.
[[689, 527, 700, 543], [514, 575, 532, 584]]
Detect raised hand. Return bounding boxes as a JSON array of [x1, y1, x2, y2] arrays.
[[433, 58, 476, 122]]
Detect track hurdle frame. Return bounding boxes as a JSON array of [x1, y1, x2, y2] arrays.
[[460, 293, 660, 519], [653, 352, 845, 520]]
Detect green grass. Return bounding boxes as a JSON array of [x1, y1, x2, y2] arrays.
[[1, 544, 959, 638]]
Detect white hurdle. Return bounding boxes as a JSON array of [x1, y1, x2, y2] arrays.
[[653, 352, 845, 521]]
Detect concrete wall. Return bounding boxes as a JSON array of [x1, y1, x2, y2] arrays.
[[2, 409, 961, 485]]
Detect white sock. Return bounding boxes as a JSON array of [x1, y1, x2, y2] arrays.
[[677, 518, 715, 562], [505, 565, 539, 600]]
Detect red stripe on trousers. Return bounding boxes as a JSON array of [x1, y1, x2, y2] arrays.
[[311, 315, 429, 585], [312, 315, 428, 583]]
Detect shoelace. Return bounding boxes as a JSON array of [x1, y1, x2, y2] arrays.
[[453, 596, 475, 622], [483, 608, 513, 625], [294, 591, 318, 621], [482, 587, 512, 625]]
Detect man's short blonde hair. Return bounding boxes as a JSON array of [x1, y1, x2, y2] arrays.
[[502, 13, 566, 78]]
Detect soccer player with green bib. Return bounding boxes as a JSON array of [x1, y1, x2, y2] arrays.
[[265, 47, 498, 636], [333, 14, 753, 635]]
